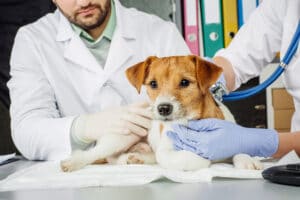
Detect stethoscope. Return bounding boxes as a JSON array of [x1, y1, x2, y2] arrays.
[[213, 21, 300, 102]]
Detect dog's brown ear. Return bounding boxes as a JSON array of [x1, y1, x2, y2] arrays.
[[190, 55, 223, 94], [126, 56, 157, 93]]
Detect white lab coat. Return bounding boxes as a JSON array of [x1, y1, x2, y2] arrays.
[[7, 0, 190, 160], [216, 0, 300, 132]]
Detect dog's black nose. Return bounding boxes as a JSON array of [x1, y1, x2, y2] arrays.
[[157, 103, 173, 116]]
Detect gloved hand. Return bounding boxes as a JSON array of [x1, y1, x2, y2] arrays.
[[167, 118, 279, 160], [72, 102, 153, 143]]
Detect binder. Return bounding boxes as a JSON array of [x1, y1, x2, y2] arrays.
[[200, 0, 224, 57], [183, 0, 200, 55], [197, 2, 204, 57], [222, 0, 238, 47], [237, 0, 259, 28]]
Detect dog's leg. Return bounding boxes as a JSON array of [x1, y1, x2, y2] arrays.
[[115, 152, 156, 165], [156, 150, 210, 171], [233, 154, 263, 170], [128, 142, 153, 153], [155, 134, 210, 171], [61, 134, 140, 172], [114, 142, 156, 165]]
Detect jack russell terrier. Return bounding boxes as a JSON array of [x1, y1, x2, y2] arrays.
[[61, 55, 262, 172]]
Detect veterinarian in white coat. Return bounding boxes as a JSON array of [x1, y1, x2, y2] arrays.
[[168, 0, 300, 160], [8, 0, 190, 160]]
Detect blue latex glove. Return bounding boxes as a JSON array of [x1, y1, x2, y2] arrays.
[[167, 119, 279, 160]]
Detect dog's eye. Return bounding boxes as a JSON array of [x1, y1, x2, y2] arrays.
[[180, 79, 190, 88], [150, 80, 158, 89]]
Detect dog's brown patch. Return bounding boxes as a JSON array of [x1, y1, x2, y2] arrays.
[[128, 142, 152, 153], [127, 154, 145, 164], [92, 158, 108, 165], [159, 123, 164, 136]]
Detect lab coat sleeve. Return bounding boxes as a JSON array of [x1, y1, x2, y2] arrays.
[[7, 28, 75, 161], [215, 0, 285, 89]]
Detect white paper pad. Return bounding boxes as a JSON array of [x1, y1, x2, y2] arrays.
[[0, 151, 299, 191]]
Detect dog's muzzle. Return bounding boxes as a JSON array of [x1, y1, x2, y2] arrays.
[[157, 103, 173, 116], [153, 95, 183, 120]]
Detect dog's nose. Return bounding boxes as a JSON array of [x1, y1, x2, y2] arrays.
[[157, 103, 173, 116]]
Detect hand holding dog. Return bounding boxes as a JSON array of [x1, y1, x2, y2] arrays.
[[73, 102, 153, 143], [167, 118, 279, 160]]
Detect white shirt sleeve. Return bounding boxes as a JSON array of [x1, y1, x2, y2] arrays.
[[8, 28, 75, 161], [215, 0, 285, 89]]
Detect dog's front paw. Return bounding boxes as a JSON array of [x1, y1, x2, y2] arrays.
[[61, 159, 79, 172], [116, 153, 145, 165], [233, 154, 263, 170], [60, 150, 88, 172]]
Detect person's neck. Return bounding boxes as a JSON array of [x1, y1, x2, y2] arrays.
[[87, 7, 111, 40]]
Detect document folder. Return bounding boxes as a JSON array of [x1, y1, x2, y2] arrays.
[[200, 0, 224, 57], [237, 0, 259, 28], [183, 0, 200, 55], [222, 0, 238, 47]]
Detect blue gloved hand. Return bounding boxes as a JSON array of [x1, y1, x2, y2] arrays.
[[167, 118, 279, 160]]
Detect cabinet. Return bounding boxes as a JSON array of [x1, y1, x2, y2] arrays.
[[223, 78, 267, 128], [261, 63, 294, 131]]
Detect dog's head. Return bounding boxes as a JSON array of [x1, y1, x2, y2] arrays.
[[126, 55, 225, 121]]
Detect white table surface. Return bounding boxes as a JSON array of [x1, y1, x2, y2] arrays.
[[0, 159, 299, 200]]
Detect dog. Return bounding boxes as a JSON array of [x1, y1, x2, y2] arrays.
[[61, 55, 262, 172]]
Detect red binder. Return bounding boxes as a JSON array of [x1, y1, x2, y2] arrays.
[[183, 0, 200, 55]]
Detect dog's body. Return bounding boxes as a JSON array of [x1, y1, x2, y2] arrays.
[[61, 56, 262, 172]]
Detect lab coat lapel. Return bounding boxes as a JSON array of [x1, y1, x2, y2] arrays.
[[105, 32, 134, 74], [56, 11, 104, 74], [104, 0, 135, 74], [64, 36, 103, 73]]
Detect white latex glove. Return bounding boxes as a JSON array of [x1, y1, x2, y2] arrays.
[[72, 102, 153, 143]]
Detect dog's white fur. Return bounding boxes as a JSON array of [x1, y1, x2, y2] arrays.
[[61, 56, 263, 172], [61, 94, 262, 172]]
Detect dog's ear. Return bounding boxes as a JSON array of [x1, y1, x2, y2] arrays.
[[126, 56, 157, 93], [190, 55, 223, 94]]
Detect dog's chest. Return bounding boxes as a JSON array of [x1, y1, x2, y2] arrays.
[[147, 119, 188, 152]]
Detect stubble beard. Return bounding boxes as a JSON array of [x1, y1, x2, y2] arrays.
[[58, 1, 111, 31]]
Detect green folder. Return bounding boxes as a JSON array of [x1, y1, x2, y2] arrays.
[[200, 0, 224, 57]]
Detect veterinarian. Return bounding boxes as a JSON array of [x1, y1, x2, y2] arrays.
[[7, 0, 190, 160], [168, 0, 300, 160]]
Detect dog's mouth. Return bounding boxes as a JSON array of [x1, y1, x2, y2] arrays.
[[155, 116, 175, 121]]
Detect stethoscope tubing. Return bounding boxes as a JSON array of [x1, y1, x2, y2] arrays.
[[223, 21, 300, 101]]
